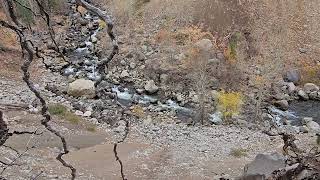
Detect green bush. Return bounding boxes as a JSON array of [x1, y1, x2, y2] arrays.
[[48, 104, 80, 124], [48, 104, 67, 115]]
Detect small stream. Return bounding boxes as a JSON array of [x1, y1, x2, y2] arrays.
[[288, 101, 320, 126], [111, 86, 194, 121], [268, 100, 320, 127]]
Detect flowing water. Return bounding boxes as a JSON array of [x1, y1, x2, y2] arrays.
[[288, 101, 320, 126]]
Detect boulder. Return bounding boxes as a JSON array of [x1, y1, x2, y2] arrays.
[[302, 117, 314, 125], [287, 82, 296, 94], [284, 69, 301, 84], [309, 91, 319, 100], [274, 100, 289, 111], [303, 83, 319, 94], [244, 153, 286, 177], [209, 111, 223, 125], [195, 39, 213, 52], [144, 80, 159, 94], [120, 70, 130, 78], [298, 90, 309, 100], [306, 121, 320, 133], [67, 79, 95, 98]]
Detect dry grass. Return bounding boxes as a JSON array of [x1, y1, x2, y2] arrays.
[[229, 148, 248, 158], [86, 125, 97, 132]]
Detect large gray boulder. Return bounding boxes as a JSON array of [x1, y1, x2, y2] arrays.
[[303, 83, 319, 94], [303, 117, 320, 133], [67, 79, 95, 98], [284, 69, 301, 84], [144, 80, 159, 94], [274, 100, 289, 111], [244, 152, 286, 178], [298, 90, 309, 100]]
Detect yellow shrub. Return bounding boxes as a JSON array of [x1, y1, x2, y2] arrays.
[[217, 91, 243, 119], [131, 105, 145, 118], [99, 19, 107, 29]]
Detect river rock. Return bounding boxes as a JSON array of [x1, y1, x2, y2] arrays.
[[209, 111, 223, 125], [83, 111, 92, 117], [67, 79, 96, 98], [298, 90, 309, 100], [287, 82, 296, 93], [299, 126, 309, 133], [274, 100, 289, 110], [309, 91, 319, 100], [144, 80, 159, 94], [120, 70, 130, 78], [306, 121, 320, 133], [244, 152, 286, 177], [304, 83, 319, 93]]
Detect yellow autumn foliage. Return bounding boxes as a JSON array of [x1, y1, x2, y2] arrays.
[[217, 91, 243, 119], [99, 19, 107, 29], [131, 105, 145, 118]]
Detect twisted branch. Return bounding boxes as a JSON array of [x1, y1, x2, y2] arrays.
[[0, 1, 76, 178]]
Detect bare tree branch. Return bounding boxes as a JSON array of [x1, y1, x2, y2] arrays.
[[0, 1, 77, 178]]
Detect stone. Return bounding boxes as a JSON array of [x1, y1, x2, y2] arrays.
[[120, 70, 130, 78], [244, 153, 286, 177], [91, 36, 98, 43], [78, 18, 89, 26], [136, 50, 146, 61], [299, 126, 309, 133], [195, 39, 213, 51], [83, 111, 92, 117], [67, 79, 95, 98], [309, 91, 318, 100], [298, 90, 309, 100], [210, 90, 219, 101], [129, 62, 136, 69], [209, 111, 223, 125], [298, 48, 308, 54], [144, 80, 159, 94], [75, 110, 84, 116], [306, 121, 320, 133], [284, 69, 301, 84], [303, 83, 319, 94], [287, 82, 296, 94], [302, 117, 313, 124], [274, 100, 289, 111]]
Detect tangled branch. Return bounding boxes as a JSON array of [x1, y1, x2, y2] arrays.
[[268, 133, 320, 179], [0, 1, 76, 179]]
